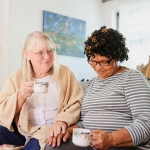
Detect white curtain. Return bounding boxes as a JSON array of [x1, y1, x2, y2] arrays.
[[119, 0, 150, 69]]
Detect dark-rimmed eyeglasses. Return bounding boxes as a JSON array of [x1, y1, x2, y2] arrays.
[[29, 49, 53, 58], [88, 57, 113, 67]]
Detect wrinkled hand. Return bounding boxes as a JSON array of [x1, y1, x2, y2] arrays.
[[18, 82, 34, 101], [50, 121, 68, 137], [48, 132, 64, 147], [48, 122, 71, 147], [91, 130, 112, 150]]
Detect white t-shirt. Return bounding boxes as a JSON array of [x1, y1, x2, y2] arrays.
[[27, 75, 60, 125]]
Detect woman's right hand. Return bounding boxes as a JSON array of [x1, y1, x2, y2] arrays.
[[18, 82, 34, 101], [15, 82, 34, 116]]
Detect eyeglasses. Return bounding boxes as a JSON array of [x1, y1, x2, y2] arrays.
[[29, 49, 53, 58], [88, 58, 113, 67]]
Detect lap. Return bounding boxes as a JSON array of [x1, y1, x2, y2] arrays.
[[0, 125, 25, 146], [108, 148, 134, 150], [44, 137, 91, 150], [23, 138, 40, 150], [44, 137, 134, 150]]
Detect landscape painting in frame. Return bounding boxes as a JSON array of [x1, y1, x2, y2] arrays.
[[43, 10, 86, 57]]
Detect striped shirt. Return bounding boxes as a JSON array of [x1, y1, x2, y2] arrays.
[[77, 68, 150, 150]]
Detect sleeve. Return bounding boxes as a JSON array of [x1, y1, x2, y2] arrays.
[[54, 67, 84, 126], [76, 81, 92, 128], [76, 107, 86, 128], [0, 70, 21, 130], [123, 71, 150, 146]]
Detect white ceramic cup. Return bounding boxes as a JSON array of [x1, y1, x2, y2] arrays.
[[72, 128, 91, 147], [33, 81, 49, 93]]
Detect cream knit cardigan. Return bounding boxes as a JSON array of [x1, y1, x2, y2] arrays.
[[0, 65, 83, 150]]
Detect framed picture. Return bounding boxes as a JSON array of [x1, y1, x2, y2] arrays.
[[43, 10, 86, 57]]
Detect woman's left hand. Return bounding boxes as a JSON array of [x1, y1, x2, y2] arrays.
[[49, 121, 68, 137], [91, 130, 112, 150], [48, 122, 73, 147], [48, 132, 64, 147]]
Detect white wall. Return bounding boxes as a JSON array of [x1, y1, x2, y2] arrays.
[[10, 0, 102, 79], [102, 0, 120, 28], [0, 0, 104, 89], [0, 0, 10, 89], [1, 0, 149, 91], [102, 0, 150, 69]]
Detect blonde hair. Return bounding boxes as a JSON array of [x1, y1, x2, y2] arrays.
[[21, 31, 60, 82]]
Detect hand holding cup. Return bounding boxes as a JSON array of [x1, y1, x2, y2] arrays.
[[33, 81, 49, 93], [18, 82, 34, 100]]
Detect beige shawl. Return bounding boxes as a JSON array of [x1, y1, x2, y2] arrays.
[[0, 65, 83, 150]]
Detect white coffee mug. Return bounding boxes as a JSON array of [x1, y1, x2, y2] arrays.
[[72, 128, 91, 147], [33, 81, 49, 93]]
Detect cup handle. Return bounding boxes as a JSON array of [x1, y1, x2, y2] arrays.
[[90, 132, 92, 143]]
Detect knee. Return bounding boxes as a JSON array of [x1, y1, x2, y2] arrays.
[[0, 125, 11, 143], [0, 125, 9, 135], [24, 138, 40, 150]]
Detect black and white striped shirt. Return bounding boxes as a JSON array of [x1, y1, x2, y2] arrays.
[[77, 68, 150, 149]]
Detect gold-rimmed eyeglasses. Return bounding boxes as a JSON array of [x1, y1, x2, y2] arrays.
[[88, 57, 113, 67], [29, 49, 54, 58]]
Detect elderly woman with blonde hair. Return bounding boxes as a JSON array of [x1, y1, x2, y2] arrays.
[[0, 31, 83, 150]]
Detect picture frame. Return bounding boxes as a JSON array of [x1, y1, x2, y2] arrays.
[[43, 10, 86, 57]]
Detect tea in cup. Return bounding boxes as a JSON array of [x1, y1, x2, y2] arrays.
[[33, 81, 49, 93], [72, 128, 91, 147]]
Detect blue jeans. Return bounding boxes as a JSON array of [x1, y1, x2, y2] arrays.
[[0, 124, 25, 145], [24, 138, 40, 150], [0, 125, 40, 150]]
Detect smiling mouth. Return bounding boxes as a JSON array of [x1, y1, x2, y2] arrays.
[[42, 61, 50, 63], [97, 71, 106, 74]]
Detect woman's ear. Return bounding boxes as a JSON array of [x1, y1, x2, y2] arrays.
[[24, 50, 31, 60], [113, 59, 120, 67]]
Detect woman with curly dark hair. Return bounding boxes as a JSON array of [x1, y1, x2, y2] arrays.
[[45, 26, 150, 150]]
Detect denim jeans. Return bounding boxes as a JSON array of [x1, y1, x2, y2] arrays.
[[23, 138, 40, 150], [0, 125, 25, 146], [0, 125, 40, 150]]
